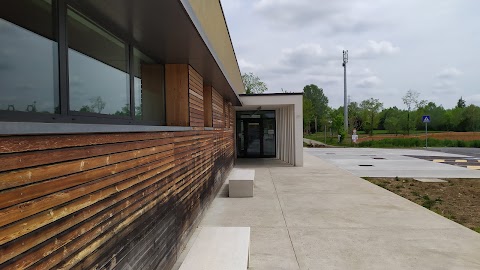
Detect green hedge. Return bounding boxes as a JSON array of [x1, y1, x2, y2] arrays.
[[358, 138, 480, 148]]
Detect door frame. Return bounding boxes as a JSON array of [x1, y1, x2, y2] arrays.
[[236, 111, 276, 158], [243, 118, 263, 158]]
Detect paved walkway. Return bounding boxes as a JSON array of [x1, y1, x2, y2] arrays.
[[176, 152, 480, 270], [306, 148, 480, 178]]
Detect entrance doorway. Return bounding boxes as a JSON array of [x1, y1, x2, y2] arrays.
[[237, 111, 276, 158]]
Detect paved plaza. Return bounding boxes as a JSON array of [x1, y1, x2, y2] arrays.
[[174, 150, 480, 270], [305, 148, 480, 178]]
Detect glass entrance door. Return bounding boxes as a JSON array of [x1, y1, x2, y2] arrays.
[[237, 111, 276, 158], [245, 119, 261, 156]]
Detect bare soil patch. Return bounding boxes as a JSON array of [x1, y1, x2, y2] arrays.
[[364, 177, 480, 233]]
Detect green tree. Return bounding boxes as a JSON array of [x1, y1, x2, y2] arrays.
[[303, 84, 329, 132], [79, 105, 93, 113], [348, 101, 362, 131], [462, 105, 480, 131], [421, 102, 446, 131], [114, 104, 131, 116], [242, 72, 267, 94], [456, 97, 466, 108], [360, 98, 383, 135], [402, 90, 425, 134], [303, 98, 315, 134], [89, 96, 106, 114], [384, 117, 401, 135]]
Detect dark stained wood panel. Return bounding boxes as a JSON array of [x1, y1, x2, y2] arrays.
[[203, 86, 213, 127], [0, 128, 234, 270], [189, 66, 204, 127], [212, 88, 225, 128], [166, 64, 189, 126]]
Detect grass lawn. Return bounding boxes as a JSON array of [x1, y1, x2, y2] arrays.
[[364, 177, 480, 233]]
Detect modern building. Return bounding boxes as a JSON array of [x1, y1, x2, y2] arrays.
[[0, 1, 302, 269]]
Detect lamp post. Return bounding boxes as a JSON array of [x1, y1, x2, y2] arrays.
[[342, 50, 349, 133], [328, 120, 332, 143]]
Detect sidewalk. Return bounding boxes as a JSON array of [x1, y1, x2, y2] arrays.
[[177, 152, 480, 270]]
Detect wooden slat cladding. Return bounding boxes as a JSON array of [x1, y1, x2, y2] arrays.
[[188, 66, 204, 127], [0, 128, 234, 270], [230, 102, 235, 128], [224, 100, 233, 129], [212, 87, 224, 128], [165, 64, 189, 126], [203, 86, 213, 127]]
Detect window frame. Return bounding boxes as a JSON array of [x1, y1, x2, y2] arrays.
[[0, 0, 167, 126]]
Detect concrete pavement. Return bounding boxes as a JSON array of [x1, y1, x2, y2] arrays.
[[175, 151, 480, 270], [306, 148, 480, 178]]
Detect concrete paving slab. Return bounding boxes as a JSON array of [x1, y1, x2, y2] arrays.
[[289, 227, 480, 270], [305, 148, 480, 178], [414, 178, 448, 182], [278, 192, 462, 229], [200, 193, 286, 227], [249, 227, 300, 270], [175, 151, 480, 269], [273, 176, 381, 194]]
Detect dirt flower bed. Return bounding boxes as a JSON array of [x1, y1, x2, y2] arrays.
[[364, 177, 480, 233]]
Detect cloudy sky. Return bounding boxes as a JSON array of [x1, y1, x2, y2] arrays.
[[221, 0, 480, 109]]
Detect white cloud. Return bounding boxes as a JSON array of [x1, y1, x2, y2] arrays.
[[353, 40, 400, 59], [433, 80, 455, 90], [238, 58, 263, 73], [223, 0, 480, 108], [355, 76, 382, 88], [437, 67, 462, 79], [366, 40, 400, 55], [466, 94, 480, 105]]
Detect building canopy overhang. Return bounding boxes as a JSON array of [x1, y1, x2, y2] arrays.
[[69, 0, 243, 105], [236, 93, 304, 166]]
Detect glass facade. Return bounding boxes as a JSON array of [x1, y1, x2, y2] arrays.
[[0, 2, 166, 125], [236, 111, 276, 158], [67, 8, 129, 115], [133, 48, 165, 122], [0, 1, 58, 113]]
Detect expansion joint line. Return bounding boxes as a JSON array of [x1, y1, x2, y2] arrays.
[[268, 168, 301, 269]]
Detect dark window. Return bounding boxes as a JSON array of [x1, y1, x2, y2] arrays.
[[236, 110, 276, 158], [67, 7, 130, 116], [0, 0, 58, 114], [0, 2, 167, 126]]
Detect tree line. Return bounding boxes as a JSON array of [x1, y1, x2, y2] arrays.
[[303, 87, 480, 136]]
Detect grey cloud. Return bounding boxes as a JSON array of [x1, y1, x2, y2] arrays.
[[433, 67, 462, 92], [0, 61, 13, 71], [253, 0, 381, 33], [279, 43, 334, 68]]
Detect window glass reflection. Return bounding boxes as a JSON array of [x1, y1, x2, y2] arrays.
[[0, 1, 58, 113], [133, 48, 165, 123], [67, 7, 129, 115]]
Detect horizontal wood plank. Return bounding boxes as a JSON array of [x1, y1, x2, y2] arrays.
[[0, 129, 234, 270]]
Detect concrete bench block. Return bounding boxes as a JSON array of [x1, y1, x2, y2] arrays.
[[179, 227, 250, 270], [228, 168, 254, 198]]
